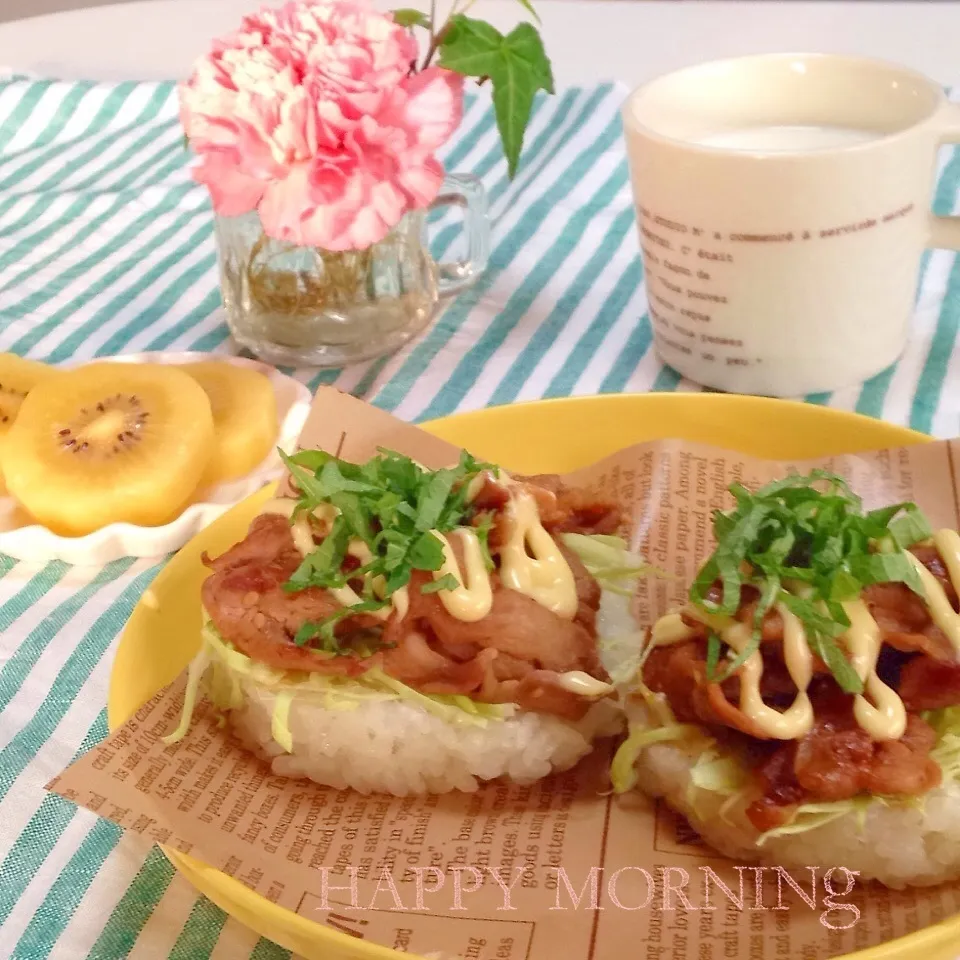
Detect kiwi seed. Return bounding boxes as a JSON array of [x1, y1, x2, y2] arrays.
[[57, 393, 149, 456]]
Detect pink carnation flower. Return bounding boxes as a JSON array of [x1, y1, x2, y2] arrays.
[[180, 0, 463, 250]]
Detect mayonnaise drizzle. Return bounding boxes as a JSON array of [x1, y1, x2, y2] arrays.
[[432, 529, 493, 622], [263, 500, 394, 621], [844, 598, 906, 740], [555, 671, 614, 697], [716, 606, 814, 740], [650, 529, 960, 742], [500, 488, 578, 620], [261, 499, 339, 553], [260, 483, 580, 626], [906, 529, 960, 653], [465, 471, 492, 503], [651, 612, 698, 646]]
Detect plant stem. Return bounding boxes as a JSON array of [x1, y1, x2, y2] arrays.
[[422, 0, 439, 67], [422, 19, 450, 68]]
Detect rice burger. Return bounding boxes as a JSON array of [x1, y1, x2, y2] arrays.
[[614, 470, 960, 888], [170, 447, 642, 795]]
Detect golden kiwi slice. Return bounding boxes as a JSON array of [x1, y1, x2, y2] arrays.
[[0, 353, 60, 492], [3, 362, 214, 535], [0, 353, 59, 432], [179, 361, 278, 486]]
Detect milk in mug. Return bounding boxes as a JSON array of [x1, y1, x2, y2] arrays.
[[696, 125, 878, 151]]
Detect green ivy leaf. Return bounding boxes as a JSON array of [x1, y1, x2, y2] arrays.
[[490, 23, 553, 175], [500, 21, 553, 94], [438, 15, 554, 178], [438, 15, 505, 78], [489, 62, 536, 179], [391, 7, 430, 29]]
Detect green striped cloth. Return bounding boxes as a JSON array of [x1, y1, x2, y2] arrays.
[[0, 75, 959, 959]]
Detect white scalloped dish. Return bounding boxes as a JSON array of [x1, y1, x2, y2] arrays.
[[0, 352, 311, 565]]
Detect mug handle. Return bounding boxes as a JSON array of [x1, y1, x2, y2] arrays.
[[929, 102, 960, 249], [428, 172, 491, 297]]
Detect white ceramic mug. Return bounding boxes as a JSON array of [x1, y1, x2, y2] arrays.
[[622, 53, 960, 396]]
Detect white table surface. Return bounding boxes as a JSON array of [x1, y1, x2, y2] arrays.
[[2, 0, 960, 89]]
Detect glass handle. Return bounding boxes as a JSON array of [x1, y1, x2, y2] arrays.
[[428, 172, 490, 297]]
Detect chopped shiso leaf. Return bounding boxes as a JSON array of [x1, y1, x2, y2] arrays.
[[889, 506, 933, 549], [705, 631, 722, 679], [293, 602, 385, 649], [279, 448, 497, 643], [473, 511, 496, 571], [421, 573, 461, 594], [690, 469, 932, 692]]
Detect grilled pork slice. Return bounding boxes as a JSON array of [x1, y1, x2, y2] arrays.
[[202, 476, 618, 720]]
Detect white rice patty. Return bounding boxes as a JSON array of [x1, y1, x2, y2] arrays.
[[219, 589, 637, 795], [232, 677, 621, 795]]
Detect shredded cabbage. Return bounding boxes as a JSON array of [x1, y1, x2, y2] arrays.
[[757, 799, 870, 844], [165, 619, 515, 750], [685, 747, 751, 821], [613, 700, 960, 844], [562, 533, 671, 598], [271, 691, 294, 752], [563, 533, 663, 688], [162, 646, 210, 745], [604, 648, 643, 687], [363, 667, 509, 724], [927, 705, 960, 778], [611, 722, 703, 793], [689, 749, 749, 793]]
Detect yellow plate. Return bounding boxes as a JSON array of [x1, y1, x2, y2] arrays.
[[108, 392, 959, 960]]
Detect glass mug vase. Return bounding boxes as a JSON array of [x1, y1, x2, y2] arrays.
[[214, 173, 490, 367]]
